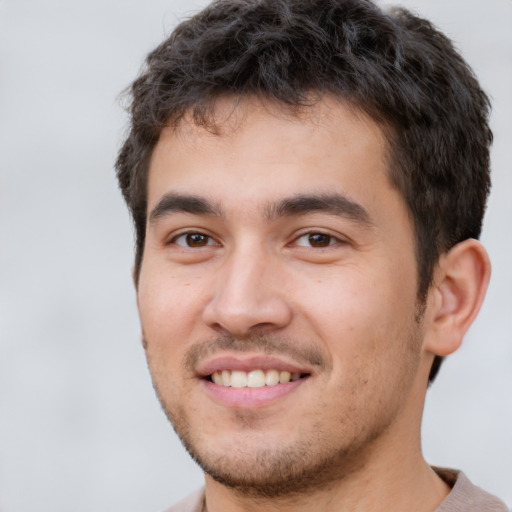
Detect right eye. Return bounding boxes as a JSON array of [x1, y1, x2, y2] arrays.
[[171, 232, 218, 248]]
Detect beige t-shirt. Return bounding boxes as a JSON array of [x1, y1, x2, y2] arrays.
[[163, 469, 509, 512], [433, 468, 509, 512]]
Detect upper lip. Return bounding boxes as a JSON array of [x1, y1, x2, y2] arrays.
[[196, 354, 313, 378]]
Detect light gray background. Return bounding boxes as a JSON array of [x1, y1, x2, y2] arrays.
[[0, 1, 510, 511]]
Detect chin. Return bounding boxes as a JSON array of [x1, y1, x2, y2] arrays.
[[168, 411, 372, 499], [190, 444, 356, 498]]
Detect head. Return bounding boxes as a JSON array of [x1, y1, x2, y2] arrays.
[[116, 0, 492, 497], [116, 0, 492, 384]]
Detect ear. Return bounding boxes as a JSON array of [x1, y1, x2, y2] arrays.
[[423, 239, 491, 357]]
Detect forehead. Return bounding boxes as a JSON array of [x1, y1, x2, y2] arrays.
[[147, 97, 394, 213]]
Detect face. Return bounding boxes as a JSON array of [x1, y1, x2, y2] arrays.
[[137, 98, 427, 496]]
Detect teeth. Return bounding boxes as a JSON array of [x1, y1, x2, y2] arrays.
[[221, 370, 231, 386], [265, 369, 279, 386], [279, 371, 291, 383], [230, 370, 247, 388], [247, 370, 266, 388], [210, 369, 305, 388]]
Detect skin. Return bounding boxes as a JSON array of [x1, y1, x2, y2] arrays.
[[136, 97, 490, 512]]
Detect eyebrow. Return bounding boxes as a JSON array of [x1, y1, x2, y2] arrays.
[[148, 192, 372, 226], [266, 193, 373, 225], [149, 193, 222, 223]]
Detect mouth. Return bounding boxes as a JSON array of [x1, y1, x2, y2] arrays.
[[207, 369, 310, 388], [196, 355, 313, 407]]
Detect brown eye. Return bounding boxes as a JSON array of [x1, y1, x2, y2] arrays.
[[186, 233, 209, 247], [173, 233, 214, 247], [307, 233, 332, 247]]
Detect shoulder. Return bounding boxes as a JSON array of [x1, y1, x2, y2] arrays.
[[160, 488, 204, 512], [434, 467, 509, 512]]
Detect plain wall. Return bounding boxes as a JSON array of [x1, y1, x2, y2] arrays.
[[0, 1, 510, 510]]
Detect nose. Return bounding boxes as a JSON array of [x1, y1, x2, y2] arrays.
[[201, 247, 293, 337]]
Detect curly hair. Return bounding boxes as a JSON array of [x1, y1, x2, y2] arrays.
[[116, 0, 492, 383]]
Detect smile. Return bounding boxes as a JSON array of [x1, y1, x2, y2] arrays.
[[210, 369, 307, 388], [198, 356, 313, 407]]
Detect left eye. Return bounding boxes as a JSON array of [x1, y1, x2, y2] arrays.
[[295, 232, 337, 248], [172, 233, 217, 248]]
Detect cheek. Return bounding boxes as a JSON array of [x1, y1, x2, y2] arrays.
[[138, 263, 203, 327], [295, 267, 418, 370], [137, 271, 202, 370], [296, 270, 394, 332]]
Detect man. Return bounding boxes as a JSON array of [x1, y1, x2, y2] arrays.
[[115, 0, 508, 510]]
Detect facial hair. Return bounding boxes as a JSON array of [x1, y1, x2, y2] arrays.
[[146, 327, 423, 499]]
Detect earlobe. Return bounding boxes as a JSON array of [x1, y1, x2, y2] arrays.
[[424, 239, 491, 357]]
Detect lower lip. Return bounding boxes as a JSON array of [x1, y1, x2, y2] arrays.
[[201, 378, 307, 408]]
